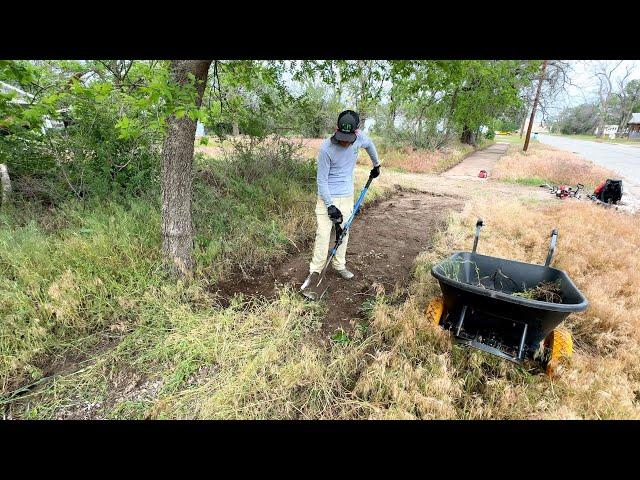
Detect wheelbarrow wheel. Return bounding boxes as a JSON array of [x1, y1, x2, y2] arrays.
[[425, 296, 444, 326], [544, 328, 573, 376]]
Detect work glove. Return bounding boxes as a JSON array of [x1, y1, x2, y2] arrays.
[[370, 165, 380, 178], [327, 205, 343, 224]]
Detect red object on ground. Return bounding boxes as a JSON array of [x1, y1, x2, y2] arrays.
[[478, 170, 488, 178], [557, 185, 570, 199], [594, 181, 606, 196]]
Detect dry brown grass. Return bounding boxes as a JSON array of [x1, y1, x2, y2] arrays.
[[492, 143, 617, 189], [297, 136, 470, 173], [12, 195, 640, 419], [282, 136, 485, 175], [358, 142, 482, 174], [348, 198, 640, 419]]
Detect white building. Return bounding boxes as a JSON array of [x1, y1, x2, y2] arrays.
[[1, 81, 64, 132], [628, 113, 640, 140]]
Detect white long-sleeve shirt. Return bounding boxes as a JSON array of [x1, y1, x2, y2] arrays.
[[316, 131, 380, 207]]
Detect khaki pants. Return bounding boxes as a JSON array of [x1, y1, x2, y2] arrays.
[[309, 195, 354, 273]]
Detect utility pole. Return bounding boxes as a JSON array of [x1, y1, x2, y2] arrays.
[[523, 59, 548, 152]]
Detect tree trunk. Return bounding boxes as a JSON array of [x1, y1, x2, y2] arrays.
[[357, 103, 367, 131], [357, 61, 367, 130], [232, 120, 239, 136], [445, 87, 459, 137], [390, 95, 397, 126], [523, 60, 548, 152], [619, 111, 632, 133], [0, 164, 12, 207], [460, 125, 476, 145], [595, 116, 605, 138], [519, 108, 528, 137], [161, 60, 212, 278]]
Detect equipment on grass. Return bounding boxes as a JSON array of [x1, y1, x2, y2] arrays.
[[540, 183, 583, 199], [478, 170, 488, 178], [300, 172, 376, 301], [591, 179, 623, 204], [427, 219, 588, 375]]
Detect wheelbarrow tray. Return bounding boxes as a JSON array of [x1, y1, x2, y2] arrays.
[[431, 251, 588, 362]]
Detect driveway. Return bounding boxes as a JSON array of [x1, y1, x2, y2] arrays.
[[538, 134, 640, 205]]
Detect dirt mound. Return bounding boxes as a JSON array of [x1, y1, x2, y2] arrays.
[[215, 189, 463, 336]]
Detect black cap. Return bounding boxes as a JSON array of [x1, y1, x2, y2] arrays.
[[333, 110, 359, 143]]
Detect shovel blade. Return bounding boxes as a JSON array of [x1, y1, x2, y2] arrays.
[[300, 273, 329, 301], [300, 281, 329, 301]]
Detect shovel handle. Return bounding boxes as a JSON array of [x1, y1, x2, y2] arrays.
[[472, 218, 484, 253], [545, 229, 558, 267]]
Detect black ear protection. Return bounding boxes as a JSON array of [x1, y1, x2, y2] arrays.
[[338, 110, 360, 129]]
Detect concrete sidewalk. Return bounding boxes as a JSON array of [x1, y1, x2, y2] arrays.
[[443, 142, 509, 179]]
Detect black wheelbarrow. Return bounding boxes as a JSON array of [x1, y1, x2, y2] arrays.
[[427, 219, 588, 374]]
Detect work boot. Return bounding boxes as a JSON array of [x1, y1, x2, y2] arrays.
[[334, 268, 354, 280], [301, 271, 320, 291]]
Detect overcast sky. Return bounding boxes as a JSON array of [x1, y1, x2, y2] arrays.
[[540, 60, 640, 121]]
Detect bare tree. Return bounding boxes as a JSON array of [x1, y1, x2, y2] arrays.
[[98, 60, 134, 90], [161, 60, 212, 278], [613, 64, 639, 131], [520, 60, 574, 136], [592, 60, 624, 137], [350, 60, 389, 128]]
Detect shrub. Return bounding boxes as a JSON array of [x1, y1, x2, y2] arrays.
[[0, 134, 317, 394]]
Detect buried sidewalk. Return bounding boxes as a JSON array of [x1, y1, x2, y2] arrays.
[[443, 142, 509, 179]]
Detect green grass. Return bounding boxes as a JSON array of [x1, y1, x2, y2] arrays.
[[548, 133, 640, 146], [0, 198, 163, 392], [494, 134, 525, 144], [0, 136, 398, 417], [502, 177, 546, 187], [0, 140, 320, 396], [4, 286, 361, 419]]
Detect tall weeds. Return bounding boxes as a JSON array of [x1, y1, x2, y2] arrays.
[[0, 136, 316, 394], [492, 143, 616, 189]]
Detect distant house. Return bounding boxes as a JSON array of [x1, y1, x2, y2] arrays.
[[1, 80, 65, 133], [603, 125, 619, 139], [1, 80, 33, 105], [594, 124, 619, 138], [628, 113, 640, 140]]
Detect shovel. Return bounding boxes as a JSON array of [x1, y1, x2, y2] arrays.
[[300, 173, 376, 301]]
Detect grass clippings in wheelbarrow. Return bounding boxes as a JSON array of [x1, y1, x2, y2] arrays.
[[436, 259, 564, 303], [512, 280, 563, 303]]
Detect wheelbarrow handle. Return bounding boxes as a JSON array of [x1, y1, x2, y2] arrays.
[[472, 218, 484, 253], [545, 228, 558, 267]]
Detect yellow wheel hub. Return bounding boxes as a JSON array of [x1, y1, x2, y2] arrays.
[[426, 296, 444, 326], [544, 328, 573, 376]]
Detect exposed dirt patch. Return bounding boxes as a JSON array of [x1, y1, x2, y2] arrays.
[[214, 188, 463, 337], [1, 333, 121, 411]]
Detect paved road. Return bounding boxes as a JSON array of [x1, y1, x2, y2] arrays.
[[538, 134, 640, 206]]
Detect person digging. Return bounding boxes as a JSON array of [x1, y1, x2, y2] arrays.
[[300, 110, 380, 296]]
